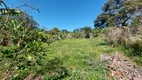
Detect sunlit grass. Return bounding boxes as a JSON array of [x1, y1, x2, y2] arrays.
[[43, 37, 123, 79]]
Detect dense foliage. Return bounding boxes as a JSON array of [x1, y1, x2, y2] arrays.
[[101, 0, 142, 65], [0, 1, 69, 79], [94, 0, 142, 28]]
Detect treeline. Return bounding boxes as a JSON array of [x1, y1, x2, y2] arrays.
[[46, 26, 104, 40]]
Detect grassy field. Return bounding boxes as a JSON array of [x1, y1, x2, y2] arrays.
[[43, 37, 123, 80], [1, 36, 141, 80]]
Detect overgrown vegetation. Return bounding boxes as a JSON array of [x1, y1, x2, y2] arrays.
[[0, 0, 142, 79], [96, 0, 142, 65], [0, 1, 68, 79], [104, 24, 142, 65]]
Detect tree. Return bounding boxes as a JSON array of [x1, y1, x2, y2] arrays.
[[0, 0, 39, 28], [72, 27, 92, 38], [49, 27, 60, 35], [73, 28, 82, 33], [17, 13, 39, 28], [61, 29, 69, 33], [124, 0, 142, 12], [131, 15, 142, 26], [72, 28, 82, 38], [94, 0, 142, 28], [124, 0, 142, 26], [81, 26, 92, 38]]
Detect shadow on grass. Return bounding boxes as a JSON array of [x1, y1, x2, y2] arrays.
[[96, 42, 110, 46]]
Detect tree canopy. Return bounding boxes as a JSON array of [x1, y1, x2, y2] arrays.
[[94, 0, 142, 28]]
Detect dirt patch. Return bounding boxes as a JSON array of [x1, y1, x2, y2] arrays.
[[100, 53, 142, 80]]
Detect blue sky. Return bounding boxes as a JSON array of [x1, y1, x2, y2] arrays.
[[6, 0, 107, 31]]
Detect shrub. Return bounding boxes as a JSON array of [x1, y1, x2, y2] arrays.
[[0, 14, 66, 79], [71, 32, 82, 38], [104, 25, 142, 56]]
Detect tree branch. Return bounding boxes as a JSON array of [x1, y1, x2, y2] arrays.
[[16, 2, 40, 13]]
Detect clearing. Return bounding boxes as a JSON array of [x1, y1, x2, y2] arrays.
[[42, 37, 142, 80]]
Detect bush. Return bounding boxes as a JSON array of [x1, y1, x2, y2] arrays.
[[92, 28, 108, 37], [104, 26, 142, 56], [71, 32, 82, 38], [0, 13, 67, 79]]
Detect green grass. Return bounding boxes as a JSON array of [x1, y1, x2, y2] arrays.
[[43, 37, 123, 80], [120, 47, 142, 66]]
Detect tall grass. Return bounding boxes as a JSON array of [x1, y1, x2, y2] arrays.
[[104, 25, 142, 65]]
